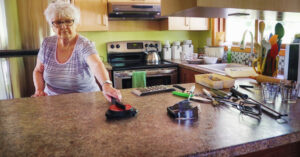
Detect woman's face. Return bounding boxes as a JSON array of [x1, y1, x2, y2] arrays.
[[51, 16, 77, 40]]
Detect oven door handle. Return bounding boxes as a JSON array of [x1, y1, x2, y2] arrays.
[[114, 69, 176, 77]]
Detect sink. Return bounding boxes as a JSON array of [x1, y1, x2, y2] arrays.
[[197, 63, 247, 73]]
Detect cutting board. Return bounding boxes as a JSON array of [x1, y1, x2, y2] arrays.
[[225, 67, 258, 78]]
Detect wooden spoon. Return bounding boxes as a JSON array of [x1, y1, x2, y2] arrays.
[[259, 21, 265, 41]]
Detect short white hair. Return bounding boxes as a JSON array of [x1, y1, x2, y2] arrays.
[[44, 0, 80, 25]]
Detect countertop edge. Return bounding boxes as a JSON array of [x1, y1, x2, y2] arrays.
[[165, 59, 225, 75], [193, 131, 300, 156]]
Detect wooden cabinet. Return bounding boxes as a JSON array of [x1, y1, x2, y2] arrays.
[[72, 0, 108, 31], [179, 67, 205, 83], [108, 0, 160, 4], [189, 17, 209, 30], [161, 17, 209, 31]]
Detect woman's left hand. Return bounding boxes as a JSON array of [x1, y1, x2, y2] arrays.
[[102, 84, 122, 102]]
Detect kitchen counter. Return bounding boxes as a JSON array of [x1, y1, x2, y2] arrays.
[[1, 80, 300, 156], [166, 59, 247, 75]]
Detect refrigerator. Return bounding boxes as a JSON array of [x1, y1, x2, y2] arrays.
[[0, 0, 51, 100]]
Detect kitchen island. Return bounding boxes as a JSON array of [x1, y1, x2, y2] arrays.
[[0, 81, 300, 157]]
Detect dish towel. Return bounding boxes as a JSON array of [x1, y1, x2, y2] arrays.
[[132, 71, 146, 88]]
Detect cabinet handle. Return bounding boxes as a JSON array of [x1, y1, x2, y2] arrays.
[[103, 15, 107, 26], [184, 17, 189, 27]]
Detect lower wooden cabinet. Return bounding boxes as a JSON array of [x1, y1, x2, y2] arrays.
[[179, 67, 205, 83]]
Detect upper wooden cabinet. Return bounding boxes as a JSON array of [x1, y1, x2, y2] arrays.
[[161, 17, 209, 31], [72, 0, 108, 31], [108, 0, 160, 4]]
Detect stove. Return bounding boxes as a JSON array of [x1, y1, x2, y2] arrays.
[[107, 41, 178, 89]]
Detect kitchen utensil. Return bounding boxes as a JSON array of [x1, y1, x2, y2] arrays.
[[259, 21, 265, 41], [203, 88, 219, 106], [145, 48, 161, 64], [275, 23, 285, 40], [239, 85, 254, 89], [269, 35, 278, 46], [172, 91, 211, 103], [188, 86, 195, 102], [173, 84, 186, 92], [105, 98, 138, 119], [261, 39, 271, 59], [250, 74, 282, 84], [230, 88, 288, 119]]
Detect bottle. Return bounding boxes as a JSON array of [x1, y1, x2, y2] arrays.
[[227, 46, 232, 63]]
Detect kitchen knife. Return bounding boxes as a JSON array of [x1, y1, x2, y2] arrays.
[[172, 91, 211, 103]]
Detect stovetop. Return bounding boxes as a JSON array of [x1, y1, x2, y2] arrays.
[[110, 61, 178, 71]]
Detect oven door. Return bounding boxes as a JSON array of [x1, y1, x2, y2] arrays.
[[113, 67, 177, 89]]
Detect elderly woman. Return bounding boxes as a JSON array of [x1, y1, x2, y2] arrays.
[[33, 1, 121, 102]]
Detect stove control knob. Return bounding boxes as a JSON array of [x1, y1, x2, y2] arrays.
[[145, 44, 148, 47], [149, 44, 154, 47], [116, 44, 120, 49], [155, 43, 158, 48], [110, 44, 115, 49]]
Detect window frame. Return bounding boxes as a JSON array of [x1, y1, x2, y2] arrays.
[[213, 18, 286, 56]]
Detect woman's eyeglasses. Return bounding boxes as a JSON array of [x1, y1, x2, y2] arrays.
[[52, 19, 74, 27]]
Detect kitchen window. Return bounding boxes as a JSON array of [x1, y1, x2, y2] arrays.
[[225, 17, 255, 44], [0, 0, 8, 49], [225, 17, 300, 47], [263, 20, 300, 43]]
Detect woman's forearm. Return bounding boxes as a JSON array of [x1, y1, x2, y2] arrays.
[[87, 54, 111, 85], [33, 69, 45, 92], [92, 61, 111, 85]]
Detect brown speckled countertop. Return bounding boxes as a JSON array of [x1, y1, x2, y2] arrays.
[[165, 59, 247, 75], [0, 80, 300, 157]]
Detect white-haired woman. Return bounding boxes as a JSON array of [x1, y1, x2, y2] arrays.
[[33, 1, 122, 102]]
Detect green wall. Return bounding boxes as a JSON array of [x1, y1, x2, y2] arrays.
[[80, 30, 210, 62]]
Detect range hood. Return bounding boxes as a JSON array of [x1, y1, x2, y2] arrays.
[[161, 0, 300, 22], [108, 2, 162, 20]]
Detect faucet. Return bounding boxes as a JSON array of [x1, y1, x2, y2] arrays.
[[240, 30, 254, 66]]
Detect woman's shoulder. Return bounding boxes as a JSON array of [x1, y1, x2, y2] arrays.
[[42, 36, 57, 47], [77, 35, 95, 47]]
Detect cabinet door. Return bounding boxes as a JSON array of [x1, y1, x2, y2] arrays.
[[73, 0, 108, 31], [179, 67, 199, 83], [168, 17, 190, 30], [189, 17, 209, 30]]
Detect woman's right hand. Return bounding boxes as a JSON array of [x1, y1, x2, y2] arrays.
[[32, 90, 48, 97]]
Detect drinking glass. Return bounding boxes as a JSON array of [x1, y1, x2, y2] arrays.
[[261, 83, 280, 104], [281, 83, 299, 103]]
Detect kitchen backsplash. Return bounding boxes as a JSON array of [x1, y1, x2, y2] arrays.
[[80, 31, 210, 62], [222, 51, 285, 74]]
